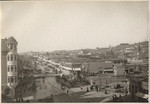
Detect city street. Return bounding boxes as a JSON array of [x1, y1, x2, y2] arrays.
[[1, 2, 148, 103], [34, 75, 124, 102], [34, 76, 63, 101]]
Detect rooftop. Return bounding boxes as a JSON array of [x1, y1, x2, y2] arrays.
[[6, 36, 18, 44]]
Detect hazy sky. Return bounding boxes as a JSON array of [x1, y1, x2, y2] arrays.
[[1, 1, 148, 53]]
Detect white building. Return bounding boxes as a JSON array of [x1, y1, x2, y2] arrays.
[[1, 37, 18, 99], [6, 37, 18, 88]]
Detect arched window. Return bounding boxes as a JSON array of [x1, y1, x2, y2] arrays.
[[13, 54, 17, 61], [8, 77, 11, 83], [14, 54, 16, 61], [11, 77, 14, 83], [11, 54, 13, 61], [11, 65, 13, 72], [15, 77, 17, 82], [15, 65, 17, 72]]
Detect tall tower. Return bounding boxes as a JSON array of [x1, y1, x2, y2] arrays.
[[6, 37, 18, 88]]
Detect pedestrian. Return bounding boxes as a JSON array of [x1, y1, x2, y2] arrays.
[[105, 90, 107, 94], [119, 94, 122, 101], [112, 95, 115, 101], [67, 89, 71, 95], [67, 89, 69, 94], [81, 86, 83, 90], [114, 95, 117, 101], [113, 95, 116, 102], [87, 87, 89, 92], [96, 85, 98, 91], [18, 94, 24, 102], [119, 94, 121, 99], [51, 94, 53, 101]]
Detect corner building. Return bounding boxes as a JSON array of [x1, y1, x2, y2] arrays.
[[1, 36, 18, 100]]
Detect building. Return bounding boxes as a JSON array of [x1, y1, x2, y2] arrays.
[[113, 64, 126, 76], [60, 62, 82, 71], [1, 39, 9, 96], [77, 49, 91, 58], [82, 61, 127, 76], [138, 41, 148, 59], [82, 62, 114, 74], [108, 58, 127, 64], [1, 37, 18, 100], [125, 63, 148, 74], [105, 50, 117, 59], [129, 75, 148, 102]]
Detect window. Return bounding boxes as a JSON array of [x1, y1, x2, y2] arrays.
[[11, 65, 13, 72], [14, 54, 16, 61], [10, 44, 13, 50], [15, 65, 17, 72], [15, 54, 17, 61], [7, 66, 10, 72], [11, 77, 14, 83], [8, 77, 11, 83], [7, 55, 9, 61], [15, 77, 17, 82], [11, 54, 13, 61], [14, 45, 17, 50]]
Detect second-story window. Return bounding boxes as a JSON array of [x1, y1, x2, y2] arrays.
[[11, 65, 13, 72], [11, 54, 13, 61], [8, 77, 11, 83], [11, 77, 14, 83]]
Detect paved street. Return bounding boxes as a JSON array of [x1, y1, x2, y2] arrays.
[[34, 76, 111, 102], [30, 57, 129, 102], [34, 77, 63, 100], [34, 61, 126, 102]]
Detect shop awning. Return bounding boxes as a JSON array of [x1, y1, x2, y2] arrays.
[[72, 68, 81, 71]]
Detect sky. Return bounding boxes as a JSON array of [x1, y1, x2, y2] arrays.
[[1, 1, 148, 53]]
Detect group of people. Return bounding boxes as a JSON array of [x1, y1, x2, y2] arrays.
[[112, 94, 122, 102], [16, 94, 33, 103], [16, 94, 24, 102], [80, 86, 89, 92], [81, 85, 102, 92]]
